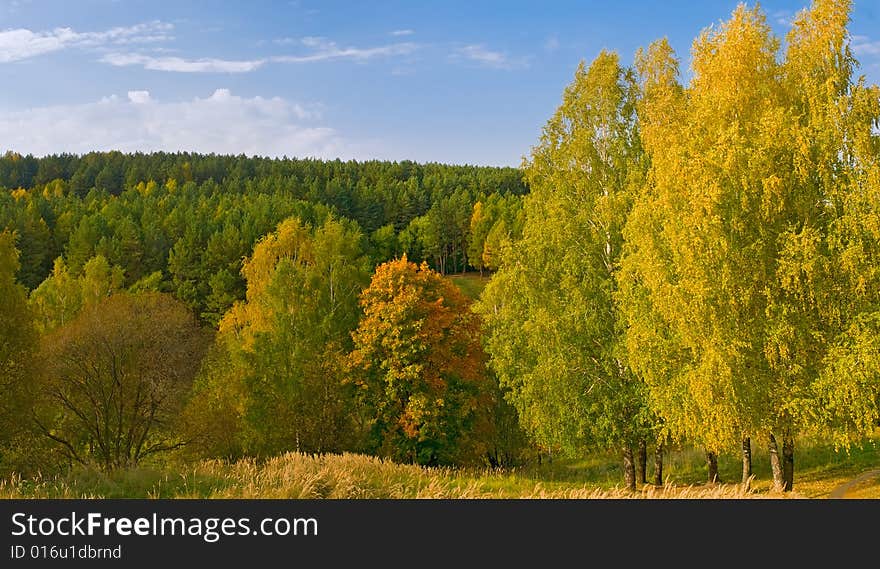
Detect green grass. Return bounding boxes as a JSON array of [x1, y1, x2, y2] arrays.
[[2, 432, 877, 499], [447, 272, 491, 300]]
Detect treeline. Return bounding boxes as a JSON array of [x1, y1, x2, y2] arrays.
[[0, 154, 524, 323], [479, 0, 880, 492]]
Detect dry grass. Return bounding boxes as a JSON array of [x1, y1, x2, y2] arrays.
[[0, 452, 798, 499], [847, 482, 880, 499], [837, 471, 880, 499]]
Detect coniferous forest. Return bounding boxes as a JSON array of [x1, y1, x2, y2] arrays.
[[2, 0, 879, 497]]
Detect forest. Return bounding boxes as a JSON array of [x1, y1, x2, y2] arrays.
[[1, 0, 879, 496]]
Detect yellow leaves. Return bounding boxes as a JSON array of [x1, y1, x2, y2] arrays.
[[10, 188, 28, 201], [136, 180, 158, 197], [217, 215, 366, 356], [691, 4, 779, 124], [217, 300, 260, 347], [620, 0, 880, 450], [761, 174, 785, 217], [786, 0, 853, 91], [777, 227, 825, 305], [470, 201, 485, 233]]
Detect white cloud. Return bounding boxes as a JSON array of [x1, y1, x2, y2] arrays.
[[0, 89, 352, 159], [1, 25, 417, 71], [0, 21, 172, 63], [272, 37, 419, 63], [852, 35, 880, 58], [452, 44, 528, 70], [771, 10, 794, 27], [127, 90, 152, 104], [544, 36, 560, 53], [390, 29, 415, 37], [101, 52, 266, 73]]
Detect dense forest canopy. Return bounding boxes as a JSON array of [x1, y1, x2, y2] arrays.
[[0, 152, 527, 323]]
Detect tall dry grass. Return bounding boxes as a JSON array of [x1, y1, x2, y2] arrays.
[[0, 452, 801, 499]]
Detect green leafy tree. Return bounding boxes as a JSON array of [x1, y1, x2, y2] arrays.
[[14, 201, 52, 289], [29, 255, 124, 334], [477, 50, 651, 490], [0, 232, 40, 473], [81, 255, 125, 308], [187, 217, 370, 457], [28, 257, 82, 334]]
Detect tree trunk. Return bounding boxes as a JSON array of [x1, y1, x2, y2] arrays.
[[782, 435, 794, 492], [636, 439, 647, 485], [706, 451, 720, 484], [622, 446, 636, 492], [653, 443, 664, 486], [769, 433, 784, 492], [741, 436, 752, 489]]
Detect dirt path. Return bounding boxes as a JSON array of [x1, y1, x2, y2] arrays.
[[828, 469, 880, 499]]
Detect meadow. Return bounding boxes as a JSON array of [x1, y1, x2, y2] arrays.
[[3, 431, 876, 500]]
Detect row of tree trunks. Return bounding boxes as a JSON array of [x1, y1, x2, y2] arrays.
[[624, 440, 665, 491], [699, 434, 793, 492], [626, 434, 792, 492], [768, 432, 795, 492]]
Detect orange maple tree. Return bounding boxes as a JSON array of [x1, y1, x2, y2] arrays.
[[348, 256, 492, 465]]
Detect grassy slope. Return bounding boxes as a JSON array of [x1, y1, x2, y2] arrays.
[[446, 272, 491, 300], [2, 431, 877, 499]]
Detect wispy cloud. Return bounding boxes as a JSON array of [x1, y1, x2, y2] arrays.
[[101, 53, 266, 73], [852, 35, 880, 58], [0, 89, 348, 158], [451, 44, 528, 70], [544, 36, 560, 53], [771, 10, 794, 27], [272, 36, 419, 63], [390, 29, 415, 37], [0, 21, 173, 63]]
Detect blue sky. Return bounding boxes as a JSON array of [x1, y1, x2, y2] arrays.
[[0, 0, 877, 167]]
